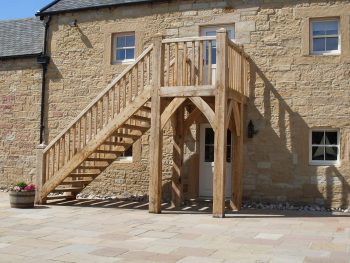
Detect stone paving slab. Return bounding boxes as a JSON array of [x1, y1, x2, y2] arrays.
[[0, 193, 349, 263]]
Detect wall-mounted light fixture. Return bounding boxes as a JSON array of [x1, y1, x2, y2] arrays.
[[248, 120, 258, 138], [69, 19, 77, 27]]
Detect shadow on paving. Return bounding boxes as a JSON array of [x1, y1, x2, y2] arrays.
[[45, 198, 350, 218]]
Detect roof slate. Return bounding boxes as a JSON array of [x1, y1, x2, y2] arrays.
[[38, 0, 156, 15], [0, 17, 44, 58]]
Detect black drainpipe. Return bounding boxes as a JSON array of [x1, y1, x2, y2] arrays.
[[37, 16, 51, 144]]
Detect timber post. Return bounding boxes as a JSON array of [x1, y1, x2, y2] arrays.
[[35, 144, 47, 205], [149, 34, 164, 213], [213, 28, 228, 218], [171, 105, 184, 207]]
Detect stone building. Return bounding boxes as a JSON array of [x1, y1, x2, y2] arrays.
[[1, 0, 349, 216]]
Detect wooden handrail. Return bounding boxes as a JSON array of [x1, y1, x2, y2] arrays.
[[162, 36, 215, 44], [43, 44, 154, 153]]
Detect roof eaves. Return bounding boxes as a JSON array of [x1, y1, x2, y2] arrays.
[[36, 0, 161, 17], [0, 53, 41, 60], [36, 0, 62, 16]]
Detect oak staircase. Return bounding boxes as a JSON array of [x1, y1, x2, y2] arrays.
[[36, 31, 250, 207]]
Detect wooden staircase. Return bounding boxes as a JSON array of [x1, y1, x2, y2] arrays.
[[37, 45, 155, 203]]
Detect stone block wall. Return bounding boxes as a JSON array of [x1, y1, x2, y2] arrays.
[[13, 0, 349, 207], [0, 58, 41, 188]]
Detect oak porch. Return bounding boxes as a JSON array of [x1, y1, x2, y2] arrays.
[[149, 29, 250, 217]]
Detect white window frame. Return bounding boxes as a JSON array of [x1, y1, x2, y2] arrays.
[[113, 32, 136, 64], [309, 129, 340, 166], [310, 18, 340, 55]]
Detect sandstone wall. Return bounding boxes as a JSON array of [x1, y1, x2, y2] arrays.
[[0, 58, 41, 188], [43, 0, 350, 207]]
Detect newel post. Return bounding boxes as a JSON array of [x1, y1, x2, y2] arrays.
[[213, 28, 228, 218], [35, 144, 47, 205], [149, 34, 164, 214]]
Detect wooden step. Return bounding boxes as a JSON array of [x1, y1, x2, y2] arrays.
[[130, 115, 151, 122], [112, 132, 140, 140], [46, 195, 76, 200], [86, 157, 116, 162], [60, 180, 92, 185], [122, 124, 149, 132], [69, 173, 100, 178], [102, 141, 130, 147], [78, 165, 107, 170], [140, 105, 151, 113], [53, 187, 83, 193], [94, 149, 122, 154]]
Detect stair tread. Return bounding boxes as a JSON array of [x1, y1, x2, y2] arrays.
[[131, 115, 151, 122], [70, 173, 100, 177], [54, 187, 83, 191], [60, 180, 92, 185], [140, 105, 151, 112], [112, 132, 140, 140], [78, 166, 107, 169], [46, 195, 76, 200], [86, 157, 116, 162], [95, 149, 123, 154], [122, 124, 150, 131], [102, 141, 130, 147]]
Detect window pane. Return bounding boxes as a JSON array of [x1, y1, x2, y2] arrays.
[[227, 130, 231, 146], [116, 49, 125, 61], [226, 146, 231, 163], [205, 145, 214, 162], [325, 147, 338, 160], [125, 35, 135, 47], [205, 128, 214, 144], [325, 132, 337, 145], [312, 131, 325, 145], [116, 36, 125, 48], [313, 38, 325, 52], [325, 21, 338, 35], [312, 146, 325, 160], [313, 22, 326, 36], [125, 48, 135, 60], [326, 37, 338, 51]]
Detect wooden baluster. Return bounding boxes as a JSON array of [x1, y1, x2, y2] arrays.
[[72, 124, 76, 155], [67, 129, 71, 163], [62, 134, 65, 165], [117, 85, 120, 113], [147, 54, 150, 85], [77, 121, 81, 152], [123, 78, 127, 108], [51, 148, 55, 177], [166, 43, 170, 86], [45, 152, 49, 180], [89, 110, 92, 140], [182, 42, 187, 86], [208, 40, 212, 85], [199, 40, 203, 85], [175, 43, 178, 86], [140, 59, 144, 91], [111, 87, 115, 118], [100, 99, 104, 130], [94, 105, 97, 136], [135, 64, 139, 95], [129, 71, 133, 102], [191, 41, 195, 85], [106, 92, 110, 123]]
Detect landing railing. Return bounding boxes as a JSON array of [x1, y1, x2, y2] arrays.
[[41, 45, 154, 183], [161, 33, 250, 97]]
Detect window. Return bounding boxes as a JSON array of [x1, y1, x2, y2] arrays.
[[113, 33, 135, 63], [311, 19, 340, 54], [201, 25, 235, 65], [310, 129, 340, 165], [204, 128, 232, 163]]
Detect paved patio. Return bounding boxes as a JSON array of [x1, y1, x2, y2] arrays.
[[0, 192, 349, 263]]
